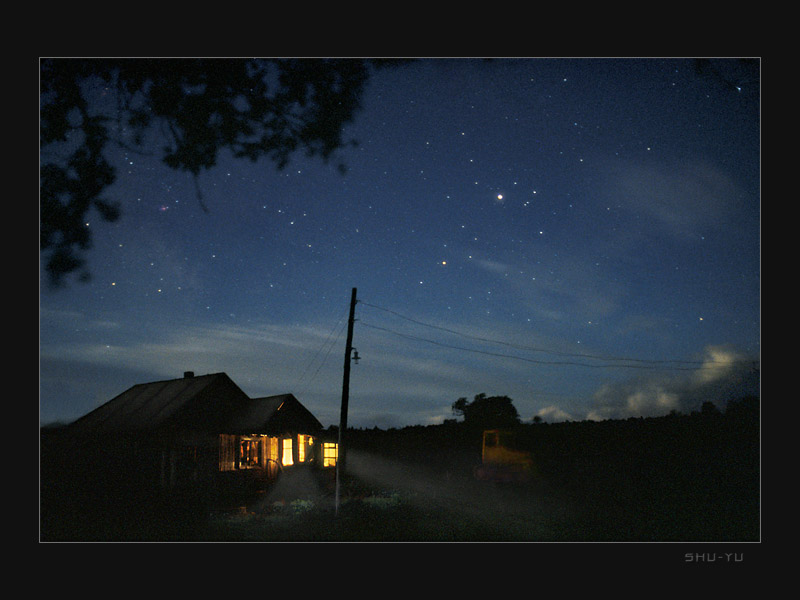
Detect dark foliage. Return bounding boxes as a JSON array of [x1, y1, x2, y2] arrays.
[[451, 392, 521, 429], [39, 58, 399, 286]]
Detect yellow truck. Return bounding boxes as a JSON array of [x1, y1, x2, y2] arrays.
[[474, 429, 535, 483]]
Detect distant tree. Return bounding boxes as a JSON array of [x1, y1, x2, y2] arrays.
[[726, 395, 759, 416], [452, 393, 520, 429], [40, 58, 403, 286], [532, 415, 543, 424]]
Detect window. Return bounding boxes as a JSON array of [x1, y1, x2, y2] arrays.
[[240, 438, 260, 468], [323, 443, 338, 467], [282, 438, 293, 466], [298, 434, 314, 462]]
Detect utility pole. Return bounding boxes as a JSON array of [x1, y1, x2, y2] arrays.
[[335, 287, 357, 516]]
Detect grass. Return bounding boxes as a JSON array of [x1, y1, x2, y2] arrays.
[[41, 446, 759, 542], [196, 467, 600, 542], [202, 491, 514, 542]]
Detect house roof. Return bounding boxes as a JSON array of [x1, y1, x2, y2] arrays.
[[226, 394, 324, 435], [68, 373, 250, 436], [67, 373, 323, 438]]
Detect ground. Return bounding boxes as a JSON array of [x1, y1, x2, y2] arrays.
[[41, 409, 760, 542], [197, 451, 724, 542]]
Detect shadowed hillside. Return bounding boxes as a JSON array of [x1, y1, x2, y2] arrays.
[[344, 395, 759, 541], [40, 396, 758, 541]]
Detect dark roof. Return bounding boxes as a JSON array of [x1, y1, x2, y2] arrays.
[[68, 373, 250, 436], [68, 373, 323, 438], [226, 394, 324, 435]]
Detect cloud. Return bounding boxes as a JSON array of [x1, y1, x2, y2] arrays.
[[610, 159, 745, 239], [588, 382, 680, 421], [692, 345, 744, 385], [40, 304, 759, 429], [472, 258, 513, 275], [535, 405, 575, 422], [468, 250, 624, 325], [584, 345, 758, 421], [39, 310, 354, 423], [39, 307, 483, 428]]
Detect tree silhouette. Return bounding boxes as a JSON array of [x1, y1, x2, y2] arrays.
[[452, 393, 521, 429], [40, 58, 400, 286], [693, 58, 760, 94]]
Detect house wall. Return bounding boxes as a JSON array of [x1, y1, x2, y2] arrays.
[[144, 432, 327, 504], [219, 434, 276, 472], [155, 431, 219, 490]]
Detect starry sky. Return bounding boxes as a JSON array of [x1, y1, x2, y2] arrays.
[[39, 58, 760, 429]]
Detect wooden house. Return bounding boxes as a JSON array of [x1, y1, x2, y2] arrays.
[[221, 392, 331, 479], [60, 371, 335, 501]]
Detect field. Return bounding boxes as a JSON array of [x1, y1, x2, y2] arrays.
[[200, 455, 591, 542], [40, 401, 759, 542], [197, 445, 756, 542]]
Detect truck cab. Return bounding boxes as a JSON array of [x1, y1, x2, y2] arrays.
[[475, 429, 535, 483]]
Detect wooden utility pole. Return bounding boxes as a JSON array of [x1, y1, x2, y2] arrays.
[[335, 287, 357, 515]]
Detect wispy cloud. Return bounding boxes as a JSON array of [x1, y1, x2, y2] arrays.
[[472, 258, 514, 276], [40, 308, 758, 428], [40, 306, 497, 427], [609, 159, 746, 239], [585, 345, 758, 421], [468, 249, 625, 325], [535, 405, 575, 422], [40, 310, 351, 422]]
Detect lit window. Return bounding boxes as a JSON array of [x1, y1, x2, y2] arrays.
[[282, 438, 293, 466], [323, 443, 338, 467], [297, 434, 315, 463]]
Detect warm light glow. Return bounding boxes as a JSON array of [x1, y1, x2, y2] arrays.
[[323, 443, 338, 467], [482, 430, 533, 469], [282, 438, 293, 466], [298, 434, 309, 462]]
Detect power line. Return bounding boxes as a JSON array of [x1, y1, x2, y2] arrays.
[[359, 321, 709, 371], [359, 300, 752, 371], [294, 311, 349, 394]]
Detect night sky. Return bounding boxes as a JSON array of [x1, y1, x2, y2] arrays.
[[39, 58, 760, 429]]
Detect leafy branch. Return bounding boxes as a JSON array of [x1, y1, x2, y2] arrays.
[[39, 58, 394, 286]]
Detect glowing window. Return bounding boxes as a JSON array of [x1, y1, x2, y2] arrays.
[[282, 438, 293, 466], [297, 434, 315, 462], [323, 443, 338, 467]]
